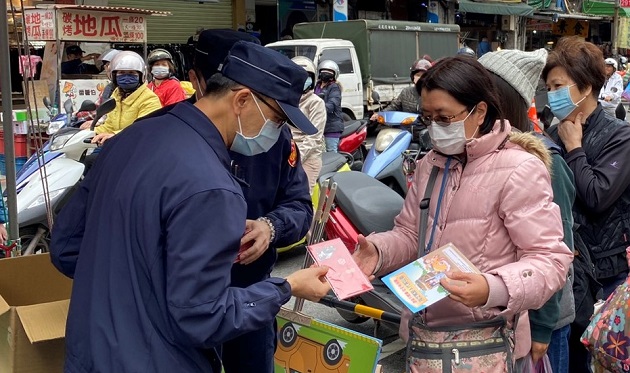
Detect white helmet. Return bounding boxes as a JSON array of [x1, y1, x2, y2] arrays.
[[110, 51, 146, 82], [318, 60, 340, 80], [605, 57, 618, 71], [621, 56, 628, 65], [292, 56, 316, 77], [99, 49, 121, 64]]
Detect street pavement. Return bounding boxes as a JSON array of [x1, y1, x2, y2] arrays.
[[272, 245, 407, 373]]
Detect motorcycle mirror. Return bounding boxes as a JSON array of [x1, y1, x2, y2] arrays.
[[43, 97, 52, 109], [63, 99, 74, 116], [371, 91, 381, 104], [78, 100, 97, 113], [90, 98, 116, 131]]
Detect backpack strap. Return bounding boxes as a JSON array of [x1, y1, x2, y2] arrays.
[[418, 166, 440, 257]]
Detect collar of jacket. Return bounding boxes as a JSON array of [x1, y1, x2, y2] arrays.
[[427, 120, 511, 168], [583, 104, 605, 135], [113, 82, 149, 102], [167, 101, 233, 172]]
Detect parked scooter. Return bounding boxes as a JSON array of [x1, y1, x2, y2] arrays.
[[277, 152, 350, 254], [11, 98, 97, 196], [362, 110, 425, 196], [324, 170, 405, 323], [14, 99, 115, 255], [338, 119, 368, 171]]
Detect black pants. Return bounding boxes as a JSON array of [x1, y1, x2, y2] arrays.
[[82, 153, 99, 176]]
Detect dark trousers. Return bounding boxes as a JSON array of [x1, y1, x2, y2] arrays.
[[221, 319, 277, 373]]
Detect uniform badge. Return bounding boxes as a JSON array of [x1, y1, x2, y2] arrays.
[[288, 141, 298, 168]]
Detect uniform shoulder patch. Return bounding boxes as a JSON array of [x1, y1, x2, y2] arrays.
[[288, 140, 298, 167]]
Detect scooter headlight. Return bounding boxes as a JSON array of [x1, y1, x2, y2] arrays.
[[50, 133, 75, 151], [374, 128, 399, 152], [27, 189, 65, 209], [47, 120, 65, 135]]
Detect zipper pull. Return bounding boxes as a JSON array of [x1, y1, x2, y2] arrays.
[[452, 348, 460, 365]]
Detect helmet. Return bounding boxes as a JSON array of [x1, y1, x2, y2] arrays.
[[605, 57, 618, 70], [147, 48, 173, 66], [457, 47, 476, 58], [110, 51, 146, 82], [292, 56, 316, 77], [621, 56, 628, 64], [410, 59, 432, 79], [317, 60, 340, 80], [99, 49, 121, 64]]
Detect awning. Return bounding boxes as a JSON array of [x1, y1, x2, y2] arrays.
[[582, 0, 630, 16], [458, 0, 535, 16]]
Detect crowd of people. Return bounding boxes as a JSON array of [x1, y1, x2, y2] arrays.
[[41, 31, 630, 373]]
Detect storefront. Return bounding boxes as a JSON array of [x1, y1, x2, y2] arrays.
[[104, 0, 233, 44], [455, 0, 535, 50]]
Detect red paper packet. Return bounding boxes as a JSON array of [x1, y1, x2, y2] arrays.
[[307, 238, 374, 300]]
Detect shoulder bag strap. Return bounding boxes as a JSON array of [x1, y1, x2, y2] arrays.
[[418, 165, 440, 258]]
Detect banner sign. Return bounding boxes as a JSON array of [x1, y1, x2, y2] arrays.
[[56, 9, 147, 43], [551, 18, 589, 38], [333, 0, 348, 22], [24, 9, 56, 41], [59, 79, 109, 110]]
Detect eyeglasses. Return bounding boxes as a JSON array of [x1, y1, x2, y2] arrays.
[[419, 107, 472, 127], [251, 91, 288, 127]]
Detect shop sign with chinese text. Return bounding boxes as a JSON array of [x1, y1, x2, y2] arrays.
[[24, 8, 147, 43]]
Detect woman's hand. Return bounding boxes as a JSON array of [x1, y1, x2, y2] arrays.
[[352, 234, 379, 277], [440, 271, 489, 307], [558, 112, 584, 152]]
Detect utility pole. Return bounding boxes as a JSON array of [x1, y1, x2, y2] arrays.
[[0, 0, 19, 241], [613, 0, 620, 55]]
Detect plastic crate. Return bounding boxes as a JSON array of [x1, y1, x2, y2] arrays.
[[0, 133, 28, 158], [0, 155, 27, 176]]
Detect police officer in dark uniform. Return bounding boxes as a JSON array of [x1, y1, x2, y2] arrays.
[[188, 29, 313, 373], [49, 42, 330, 373]]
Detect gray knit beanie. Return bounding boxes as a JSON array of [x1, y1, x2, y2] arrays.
[[478, 48, 548, 105]]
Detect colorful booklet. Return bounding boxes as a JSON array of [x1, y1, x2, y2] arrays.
[[381, 243, 480, 313], [307, 238, 374, 300]]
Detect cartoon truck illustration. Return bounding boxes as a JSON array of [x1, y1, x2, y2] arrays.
[[275, 322, 351, 373]]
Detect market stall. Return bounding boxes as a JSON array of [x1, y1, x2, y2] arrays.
[[22, 4, 170, 109]]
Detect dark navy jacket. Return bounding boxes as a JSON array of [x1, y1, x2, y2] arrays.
[[229, 127, 312, 287], [49, 101, 291, 373]]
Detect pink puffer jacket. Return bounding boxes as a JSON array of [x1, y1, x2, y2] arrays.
[[369, 121, 573, 359]]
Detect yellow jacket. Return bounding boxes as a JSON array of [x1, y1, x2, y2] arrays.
[[95, 83, 162, 135]]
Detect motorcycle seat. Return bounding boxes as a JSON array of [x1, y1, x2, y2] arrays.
[[331, 171, 404, 235], [319, 152, 348, 178], [341, 120, 362, 138]]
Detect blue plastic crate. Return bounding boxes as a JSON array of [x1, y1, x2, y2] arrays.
[[0, 155, 27, 176]]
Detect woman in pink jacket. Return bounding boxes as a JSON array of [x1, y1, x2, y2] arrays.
[[353, 55, 573, 369]]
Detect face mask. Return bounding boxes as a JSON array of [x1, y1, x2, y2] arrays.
[[151, 66, 170, 79], [427, 107, 477, 155], [230, 94, 283, 156], [303, 77, 313, 92], [547, 84, 586, 121], [116, 74, 140, 91], [319, 71, 334, 83]]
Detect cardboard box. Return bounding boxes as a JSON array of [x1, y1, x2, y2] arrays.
[[0, 253, 72, 373]]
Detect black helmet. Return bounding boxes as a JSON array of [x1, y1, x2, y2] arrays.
[[457, 47, 476, 58], [147, 48, 173, 66]]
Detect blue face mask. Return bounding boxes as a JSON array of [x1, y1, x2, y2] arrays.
[[303, 77, 313, 92], [547, 84, 586, 121], [116, 74, 140, 91], [230, 94, 283, 156]]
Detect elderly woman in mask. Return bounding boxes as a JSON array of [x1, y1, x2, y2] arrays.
[[352, 55, 572, 371]]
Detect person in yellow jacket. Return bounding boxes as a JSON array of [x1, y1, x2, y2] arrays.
[[91, 51, 162, 145]]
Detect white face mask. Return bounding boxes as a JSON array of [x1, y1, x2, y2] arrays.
[[427, 106, 478, 155], [151, 66, 170, 79]]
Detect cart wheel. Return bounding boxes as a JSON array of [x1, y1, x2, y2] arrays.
[[336, 296, 370, 324], [279, 323, 297, 348], [323, 339, 343, 366]]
